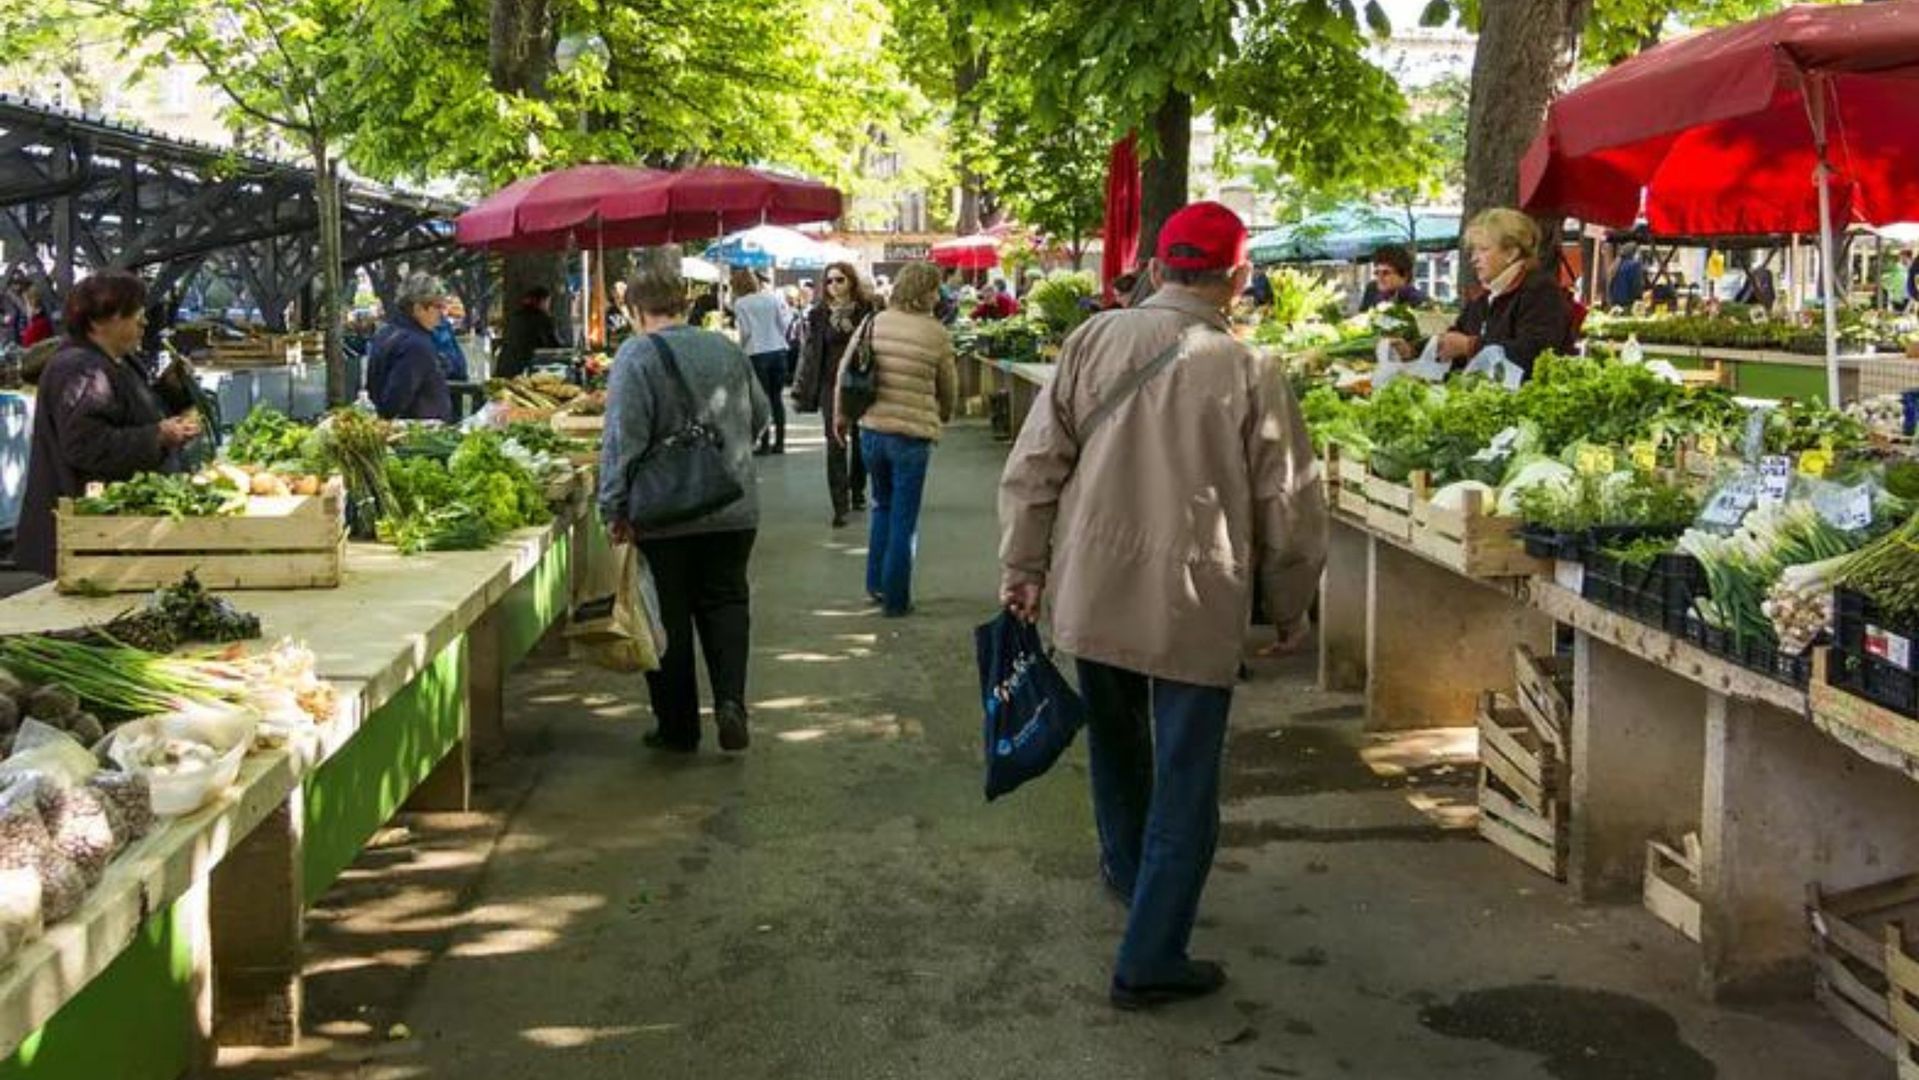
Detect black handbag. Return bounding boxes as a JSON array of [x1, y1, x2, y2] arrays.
[[622, 332, 744, 529], [838, 315, 878, 419]]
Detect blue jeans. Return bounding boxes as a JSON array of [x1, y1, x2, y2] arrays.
[[1076, 658, 1233, 987], [860, 429, 931, 614]]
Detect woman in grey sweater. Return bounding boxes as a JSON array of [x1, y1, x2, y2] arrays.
[[600, 248, 772, 753]]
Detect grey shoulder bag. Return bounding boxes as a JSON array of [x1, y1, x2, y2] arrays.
[[623, 332, 745, 529], [1077, 326, 1192, 442]]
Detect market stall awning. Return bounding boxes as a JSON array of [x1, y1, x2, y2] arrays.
[[454, 164, 666, 251], [930, 233, 1001, 270], [1519, 2, 1919, 236], [1518, 0, 1919, 405], [703, 225, 855, 270], [594, 166, 843, 243], [1249, 208, 1459, 264]]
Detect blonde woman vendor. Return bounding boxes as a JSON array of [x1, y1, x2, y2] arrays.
[[1437, 208, 1576, 381]]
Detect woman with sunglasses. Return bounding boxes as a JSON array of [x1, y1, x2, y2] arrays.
[[795, 261, 877, 527]]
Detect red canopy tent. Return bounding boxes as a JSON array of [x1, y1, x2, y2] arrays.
[[1519, 0, 1919, 403], [454, 164, 665, 251], [594, 165, 844, 242], [930, 233, 1001, 270]]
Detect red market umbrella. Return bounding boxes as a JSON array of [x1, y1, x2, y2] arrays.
[[595, 165, 844, 241], [454, 164, 666, 251], [930, 233, 1001, 270], [1101, 134, 1141, 304], [1518, 1, 1919, 403]]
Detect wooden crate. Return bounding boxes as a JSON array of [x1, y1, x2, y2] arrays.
[[1805, 873, 1919, 1061], [1323, 444, 1371, 520], [1811, 649, 1919, 763], [1885, 925, 1919, 1077], [1409, 481, 1544, 578], [1344, 462, 1544, 578], [56, 490, 346, 593], [1514, 644, 1573, 750], [1476, 691, 1566, 880], [551, 410, 605, 440], [1645, 835, 1702, 942]]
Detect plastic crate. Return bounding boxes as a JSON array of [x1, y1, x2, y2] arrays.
[[1579, 543, 1700, 635], [1680, 612, 1813, 689], [1828, 590, 1919, 718], [1516, 524, 1583, 561]]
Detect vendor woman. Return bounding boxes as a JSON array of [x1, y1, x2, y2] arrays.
[[16, 271, 202, 578], [1436, 208, 1575, 380]]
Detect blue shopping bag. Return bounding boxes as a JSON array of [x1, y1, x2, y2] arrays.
[[975, 611, 1087, 801]]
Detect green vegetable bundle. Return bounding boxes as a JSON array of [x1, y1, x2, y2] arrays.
[[225, 408, 324, 471], [1681, 502, 1860, 646], [1833, 511, 1919, 629], [74, 473, 241, 519]]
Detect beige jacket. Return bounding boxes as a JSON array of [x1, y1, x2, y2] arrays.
[[839, 309, 958, 442], [998, 288, 1327, 688]]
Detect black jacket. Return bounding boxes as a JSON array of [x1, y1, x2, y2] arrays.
[[1450, 269, 1575, 378], [17, 340, 177, 576], [367, 314, 453, 421], [497, 304, 561, 380], [793, 301, 874, 416]]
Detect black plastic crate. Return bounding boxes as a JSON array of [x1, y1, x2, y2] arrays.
[[1678, 612, 1812, 688], [1834, 589, 1919, 671], [1828, 645, 1919, 718], [1517, 524, 1584, 561]]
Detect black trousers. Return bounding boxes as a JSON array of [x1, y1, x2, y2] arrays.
[[750, 351, 787, 451], [637, 530, 756, 747], [820, 387, 866, 515]]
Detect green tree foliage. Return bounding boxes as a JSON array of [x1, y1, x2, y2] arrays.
[[347, 0, 916, 190], [999, 1, 1411, 195], [967, 102, 1110, 267]]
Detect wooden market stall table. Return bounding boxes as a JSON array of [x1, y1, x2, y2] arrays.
[[972, 358, 1055, 438], [1322, 503, 1919, 1004], [0, 506, 600, 1079], [1618, 343, 1903, 400]]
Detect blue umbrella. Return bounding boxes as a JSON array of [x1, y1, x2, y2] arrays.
[[703, 225, 854, 271]]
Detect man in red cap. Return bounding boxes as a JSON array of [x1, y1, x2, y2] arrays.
[[997, 201, 1327, 1009]]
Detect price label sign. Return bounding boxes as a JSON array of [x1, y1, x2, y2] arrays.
[[1575, 445, 1616, 476], [1630, 442, 1658, 472], [1759, 455, 1792, 503], [1798, 449, 1832, 477], [1814, 483, 1874, 532], [1701, 476, 1758, 527]]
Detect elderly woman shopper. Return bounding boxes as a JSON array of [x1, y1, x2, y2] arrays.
[[729, 268, 795, 455], [17, 271, 202, 577], [1436, 208, 1575, 381], [600, 248, 771, 754], [796, 261, 877, 527], [368, 273, 455, 421], [834, 261, 957, 617]]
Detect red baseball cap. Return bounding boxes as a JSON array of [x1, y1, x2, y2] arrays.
[[1156, 201, 1249, 271]]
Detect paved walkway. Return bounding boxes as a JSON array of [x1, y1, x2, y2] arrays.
[[223, 415, 1880, 1079]]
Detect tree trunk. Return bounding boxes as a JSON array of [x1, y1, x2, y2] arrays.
[[311, 138, 348, 405], [1460, 0, 1590, 293], [955, 50, 988, 235], [490, 0, 565, 348], [1138, 90, 1192, 266]]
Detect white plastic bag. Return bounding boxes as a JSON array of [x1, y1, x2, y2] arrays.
[[1372, 335, 1451, 389], [1461, 345, 1525, 390], [102, 704, 256, 817]]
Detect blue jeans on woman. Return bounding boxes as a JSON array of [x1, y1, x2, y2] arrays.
[[859, 429, 931, 615]]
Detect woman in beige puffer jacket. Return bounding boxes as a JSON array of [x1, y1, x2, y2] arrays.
[[833, 261, 957, 616]]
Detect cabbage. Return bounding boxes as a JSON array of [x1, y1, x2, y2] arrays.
[[1497, 459, 1576, 515], [1431, 481, 1496, 512]]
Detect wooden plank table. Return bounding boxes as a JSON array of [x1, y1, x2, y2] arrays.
[[974, 358, 1055, 438], [0, 511, 586, 1077]]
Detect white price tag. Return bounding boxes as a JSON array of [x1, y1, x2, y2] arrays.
[[1867, 627, 1914, 672], [1813, 483, 1874, 532], [1758, 455, 1792, 503], [1701, 477, 1758, 528]]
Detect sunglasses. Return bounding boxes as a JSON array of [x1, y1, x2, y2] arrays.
[[826, 276, 847, 284]]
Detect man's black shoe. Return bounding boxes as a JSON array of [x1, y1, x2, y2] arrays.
[[642, 731, 697, 754], [716, 701, 751, 752], [1110, 960, 1227, 1011]]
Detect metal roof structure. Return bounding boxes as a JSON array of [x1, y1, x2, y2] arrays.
[[0, 93, 484, 329]]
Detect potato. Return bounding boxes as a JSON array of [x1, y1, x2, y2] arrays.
[[292, 475, 321, 496], [249, 472, 279, 496]]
